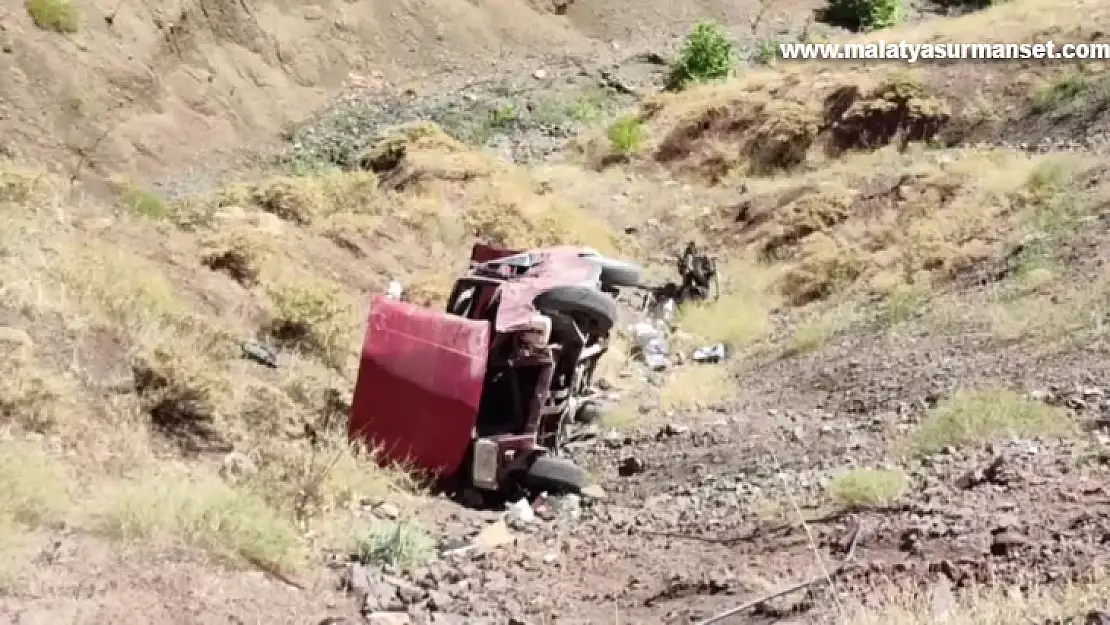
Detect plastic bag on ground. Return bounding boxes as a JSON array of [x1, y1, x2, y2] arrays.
[[631, 321, 670, 371]]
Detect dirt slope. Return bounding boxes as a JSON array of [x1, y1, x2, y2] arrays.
[[0, 0, 617, 181]]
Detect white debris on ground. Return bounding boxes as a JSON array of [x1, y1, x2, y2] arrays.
[[386, 279, 404, 300], [628, 295, 728, 370]]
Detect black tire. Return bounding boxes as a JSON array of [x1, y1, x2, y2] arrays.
[[575, 401, 604, 424], [533, 286, 618, 333], [594, 257, 645, 288], [521, 455, 586, 494]]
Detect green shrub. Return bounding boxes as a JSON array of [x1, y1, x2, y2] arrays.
[[25, 0, 79, 33], [827, 468, 908, 507], [821, 0, 906, 32], [607, 116, 646, 157], [356, 520, 434, 571], [911, 389, 1074, 454], [666, 21, 738, 91]]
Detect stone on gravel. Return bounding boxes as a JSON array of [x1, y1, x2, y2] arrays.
[[580, 484, 607, 500], [474, 520, 515, 550], [989, 526, 1028, 556], [374, 502, 401, 520], [618, 455, 646, 476], [365, 613, 411, 625]]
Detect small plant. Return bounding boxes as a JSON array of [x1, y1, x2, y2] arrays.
[[884, 284, 928, 326], [487, 104, 519, 129], [911, 389, 1074, 454], [569, 94, 606, 123], [267, 278, 355, 368], [748, 39, 779, 66], [25, 0, 79, 33], [122, 187, 170, 219], [356, 519, 435, 571], [1032, 71, 1089, 114], [827, 468, 908, 507], [666, 21, 738, 91], [820, 0, 906, 32], [111, 177, 171, 220], [95, 470, 303, 571], [606, 116, 646, 157]]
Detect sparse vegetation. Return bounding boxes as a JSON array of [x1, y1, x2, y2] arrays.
[[911, 389, 1075, 454], [826, 468, 908, 507], [1031, 70, 1093, 115], [25, 0, 79, 33], [788, 304, 856, 353], [94, 470, 304, 571], [659, 364, 734, 410], [606, 115, 646, 157], [884, 283, 929, 326], [267, 277, 356, 369], [666, 21, 738, 91], [820, 0, 907, 31], [0, 441, 73, 527], [115, 180, 171, 220], [355, 519, 435, 571]]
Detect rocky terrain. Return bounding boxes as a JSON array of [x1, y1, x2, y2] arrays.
[[4, 0, 1110, 623]]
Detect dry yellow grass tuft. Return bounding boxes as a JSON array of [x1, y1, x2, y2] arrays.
[[826, 468, 908, 508], [675, 253, 781, 349], [910, 389, 1075, 455], [92, 468, 304, 571], [788, 302, 858, 354], [843, 580, 1110, 625], [659, 364, 734, 411]]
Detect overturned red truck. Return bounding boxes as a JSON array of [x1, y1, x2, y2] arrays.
[[349, 243, 644, 495]]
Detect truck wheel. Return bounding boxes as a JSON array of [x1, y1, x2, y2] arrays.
[[533, 286, 618, 333], [595, 257, 645, 288], [521, 456, 586, 494]]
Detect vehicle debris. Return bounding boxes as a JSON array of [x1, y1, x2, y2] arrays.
[[692, 343, 727, 364], [348, 242, 646, 498]]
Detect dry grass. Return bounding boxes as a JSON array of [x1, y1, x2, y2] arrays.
[[910, 389, 1075, 455], [93, 469, 304, 571], [659, 363, 734, 410], [354, 519, 436, 572], [600, 403, 642, 429], [826, 468, 908, 507], [675, 254, 781, 349], [843, 580, 1110, 625], [0, 440, 74, 528], [788, 302, 858, 354], [266, 277, 358, 369]]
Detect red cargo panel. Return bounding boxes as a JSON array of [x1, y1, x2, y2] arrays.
[[349, 295, 490, 478]]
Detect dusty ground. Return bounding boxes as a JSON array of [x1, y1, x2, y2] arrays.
[[4, 0, 1110, 623]]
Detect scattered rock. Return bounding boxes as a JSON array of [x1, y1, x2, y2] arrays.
[[580, 484, 607, 500], [989, 526, 1029, 557], [618, 455, 646, 477], [219, 451, 258, 481], [473, 520, 515, 550], [374, 502, 401, 520], [365, 613, 411, 625]]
